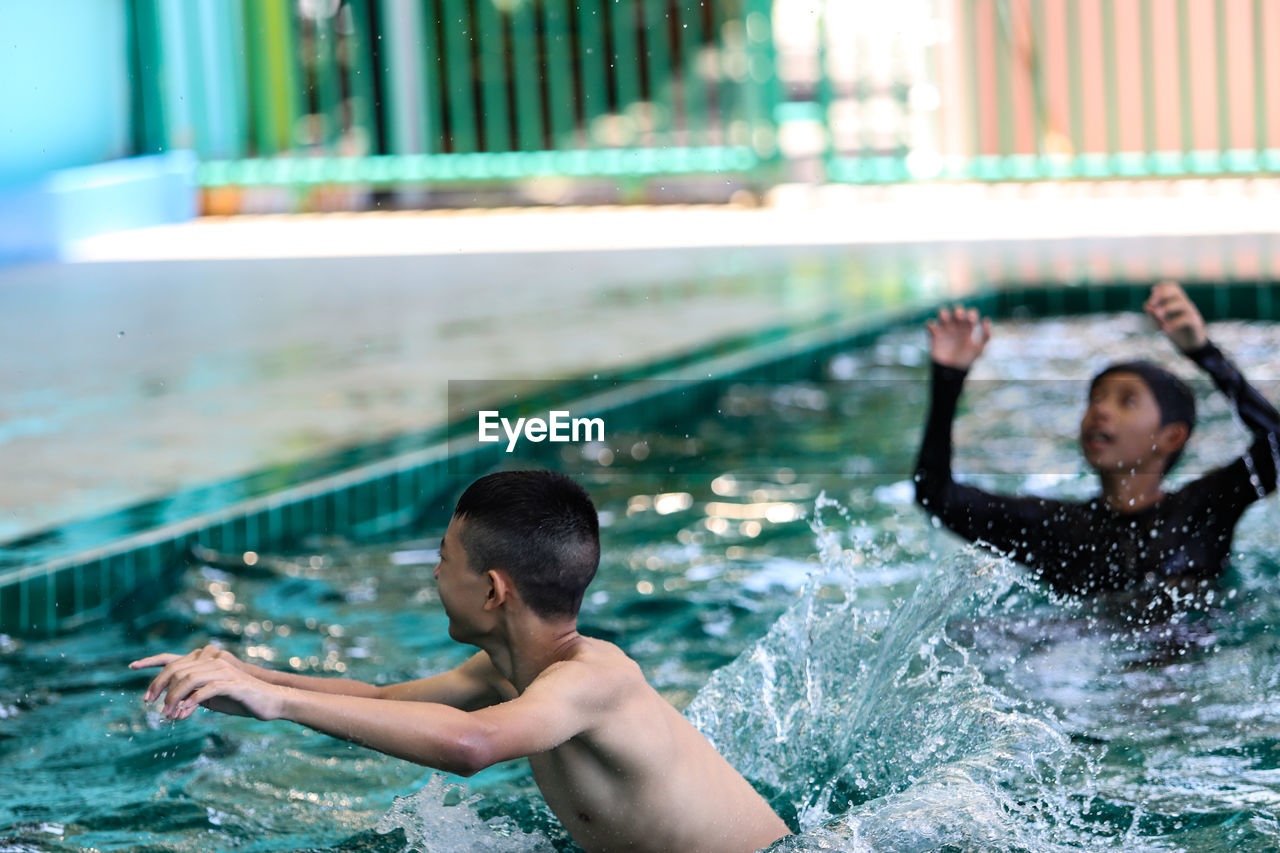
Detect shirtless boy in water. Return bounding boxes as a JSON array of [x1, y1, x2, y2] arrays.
[[132, 470, 790, 853], [915, 281, 1278, 602]]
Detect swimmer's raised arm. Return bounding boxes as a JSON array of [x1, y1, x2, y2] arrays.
[[134, 651, 600, 777], [915, 306, 1072, 575], [131, 646, 509, 710], [1145, 281, 1280, 502]]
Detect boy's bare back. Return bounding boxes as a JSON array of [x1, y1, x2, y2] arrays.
[[493, 636, 789, 853]]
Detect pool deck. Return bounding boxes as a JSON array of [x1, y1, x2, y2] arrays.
[[4, 179, 1280, 546]]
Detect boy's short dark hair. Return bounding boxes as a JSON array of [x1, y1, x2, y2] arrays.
[[452, 470, 600, 619], [1090, 360, 1196, 472]]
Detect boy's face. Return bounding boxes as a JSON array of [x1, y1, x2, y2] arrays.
[[434, 517, 492, 643], [1079, 372, 1173, 474]]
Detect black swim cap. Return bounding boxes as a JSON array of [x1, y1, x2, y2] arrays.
[[1089, 360, 1197, 432]]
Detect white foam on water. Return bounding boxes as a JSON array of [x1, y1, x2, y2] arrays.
[[374, 775, 555, 852], [687, 496, 1157, 852]]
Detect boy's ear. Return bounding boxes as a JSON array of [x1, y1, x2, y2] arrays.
[[484, 570, 516, 611], [1157, 421, 1190, 455]]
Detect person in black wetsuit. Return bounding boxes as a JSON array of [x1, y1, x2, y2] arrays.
[[915, 281, 1279, 610]]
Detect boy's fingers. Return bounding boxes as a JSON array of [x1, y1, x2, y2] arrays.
[[186, 682, 227, 712], [146, 654, 203, 702], [130, 653, 180, 671], [163, 667, 215, 714]]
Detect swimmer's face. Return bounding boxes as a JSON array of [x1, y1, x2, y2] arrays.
[[434, 517, 491, 643], [1079, 372, 1171, 474]]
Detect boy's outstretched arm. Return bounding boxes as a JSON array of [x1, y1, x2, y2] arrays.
[[1148, 281, 1280, 497], [133, 653, 598, 777], [132, 646, 509, 711]]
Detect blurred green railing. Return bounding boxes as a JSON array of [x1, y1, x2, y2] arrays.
[[818, 0, 1280, 183], [128, 0, 781, 189], [127, 0, 1277, 192]]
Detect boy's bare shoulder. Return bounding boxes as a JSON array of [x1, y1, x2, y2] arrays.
[[531, 637, 647, 704]]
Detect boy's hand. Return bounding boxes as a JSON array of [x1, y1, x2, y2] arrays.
[[1145, 280, 1208, 353], [131, 646, 284, 722], [926, 305, 991, 370]]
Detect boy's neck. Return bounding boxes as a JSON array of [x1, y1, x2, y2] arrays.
[[479, 615, 584, 692], [1098, 469, 1166, 513]]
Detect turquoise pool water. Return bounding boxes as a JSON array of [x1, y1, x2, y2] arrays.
[[2, 314, 1278, 851]]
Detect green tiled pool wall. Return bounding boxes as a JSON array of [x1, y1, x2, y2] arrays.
[[0, 451, 468, 635], [5, 280, 1280, 637]]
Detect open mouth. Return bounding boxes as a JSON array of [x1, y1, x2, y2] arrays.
[[1082, 428, 1114, 449]]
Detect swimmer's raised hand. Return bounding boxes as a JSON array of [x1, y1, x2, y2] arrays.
[[1145, 281, 1208, 353], [927, 305, 991, 370], [131, 645, 280, 721]]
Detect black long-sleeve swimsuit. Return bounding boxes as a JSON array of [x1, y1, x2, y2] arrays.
[[914, 342, 1279, 599]]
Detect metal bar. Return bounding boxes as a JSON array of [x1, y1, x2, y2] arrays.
[[994, 0, 1015, 159], [282, 2, 306, 152], [1066, 0, 1085, 166], [1100, 0, 1119, 162], [929, 0, 947, 174], [478, 0, 511, 151], [195, 0, 237, 158], [180, 1, 211, 156], [1177, 0, 1194, 159], [543, 0, 576, 145], [1140, 0, 1156, 161], [378, 0, 408, 154], [676, 0, 708, 144], [1214, 0, 1230, 161], [315, 10, 344, 151], [757, 0, 783, 155], [712, 0, 734, 133], [576, 0, 608, 129], [644, 0, 673, 135], [129, 0, 169, 154], [263, 0, 303, 156], [816, 3, 833, 170], [611, 0, 641, 115], [511, 0, 544, 150], [966, 0, 983, 165], [441, 0, 478, 152], [1255, 0, 1269, 157], [1029, 0, 1047, 160], [741, 0, 763, 146], [224, 0, 250, 159], [347, 0, 380, 154], [420, 0, 445, 154], [243, 0, 272, 155]]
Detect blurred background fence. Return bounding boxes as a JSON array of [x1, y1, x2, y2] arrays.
[[124, 0, 1279, 196], [129, 0, 783, 193]]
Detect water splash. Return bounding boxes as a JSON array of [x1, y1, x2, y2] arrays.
[[374, 775, 555, 852], [686, 496, 1143, 852]]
